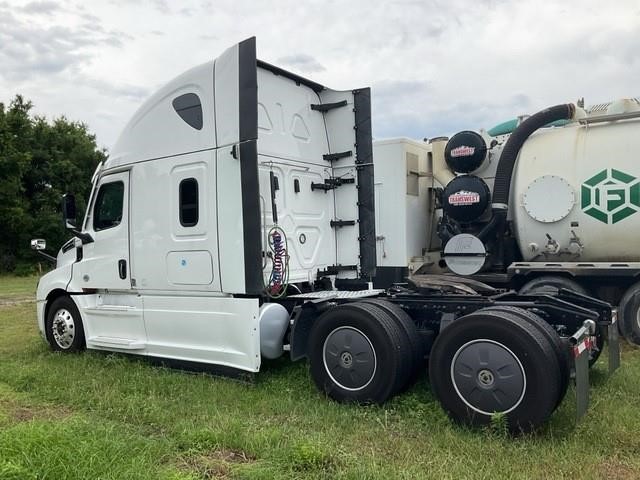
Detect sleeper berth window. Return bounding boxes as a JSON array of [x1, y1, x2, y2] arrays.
[[172, 93, 203, 130], [179, 178, 199, 227]]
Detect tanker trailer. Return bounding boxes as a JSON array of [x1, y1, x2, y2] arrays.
[[427, 99, 640, 345]]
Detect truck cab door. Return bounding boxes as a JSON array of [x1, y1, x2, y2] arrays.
[[73, 171, 131, 290]]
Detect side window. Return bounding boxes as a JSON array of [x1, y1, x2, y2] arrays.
[[179, 178, 199, 227], [172, 93, 203, 130], [93, 181, 124, 231]]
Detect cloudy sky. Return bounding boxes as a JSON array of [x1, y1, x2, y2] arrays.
[[1, 0, 638, 151]]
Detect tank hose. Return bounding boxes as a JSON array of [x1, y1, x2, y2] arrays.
[[437, 216, 462, 244], [484, 103, 575, 268], [492, 103, 575, 208]]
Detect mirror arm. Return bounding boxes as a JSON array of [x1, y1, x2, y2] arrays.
[[36, 251, 57, 264]]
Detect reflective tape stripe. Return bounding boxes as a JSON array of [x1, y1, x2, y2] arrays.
[[573, 337, 593, 358]]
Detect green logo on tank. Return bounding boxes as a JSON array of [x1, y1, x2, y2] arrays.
[[581, 169, 640, 224]]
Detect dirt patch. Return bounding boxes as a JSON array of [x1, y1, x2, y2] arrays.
[[599, 459, 639, 480], [0, 398, 72, 424], [177, 449, 256, 479], [209, 449, 255, 463], [0, 297, 35, 306], [11, 406, 38, 422]]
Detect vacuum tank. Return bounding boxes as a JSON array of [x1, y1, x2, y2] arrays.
[[428, 98, 640, 344], [512, 113, 640, 262]]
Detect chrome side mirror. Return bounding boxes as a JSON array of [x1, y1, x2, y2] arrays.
[[31, 239, 47, 251]]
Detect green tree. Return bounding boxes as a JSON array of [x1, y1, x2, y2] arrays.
[[0, 95, 106, 273]]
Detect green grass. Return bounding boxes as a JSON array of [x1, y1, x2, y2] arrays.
[[1, 276, 640, 479], [0, 275, 39, 303]]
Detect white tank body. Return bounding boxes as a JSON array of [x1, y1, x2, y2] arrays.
[[511, 116, 640, 262]]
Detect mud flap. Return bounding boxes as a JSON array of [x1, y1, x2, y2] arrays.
[[571, 320, 595, 422], [608, 309, 621, 375], [572, 311, 620, 422]]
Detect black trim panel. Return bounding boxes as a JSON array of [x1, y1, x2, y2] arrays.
[[239, 139, 261, 295], [353, 88, 376, 279], [257, 59, 325, 93], [239, 38, 258, 142], [148, 356, 255, 381], [373, 266, 409, 289], [238, 37, 262, 295]]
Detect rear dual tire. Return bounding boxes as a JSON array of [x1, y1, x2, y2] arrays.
[[519, 276, 603, 366], [429, 308, 561, 434], [481, 306, 569, 408], [308, 302, 413, 404], [618, 282, 640, 345], [359, 299, 425, 391]]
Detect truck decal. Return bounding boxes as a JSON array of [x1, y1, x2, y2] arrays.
[[581, 168, 640, 224], [448, 190, 481, 206], [450, 145, 475, 158]]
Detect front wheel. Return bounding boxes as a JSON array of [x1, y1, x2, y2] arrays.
[[45, 296, 86, 352]]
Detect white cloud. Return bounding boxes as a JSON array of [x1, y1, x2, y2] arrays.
[[276, 54, 326, 73], [0, 0, 638, 149]]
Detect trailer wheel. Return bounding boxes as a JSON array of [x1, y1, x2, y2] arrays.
[[429, 309, 560, 433], [45, 296, 86, 352], [519, 275, 588, 296], [308, 302, 409, 404], [518, 276, 602, 365], [618, 282, 640, 345], [359, 298, 424, 391], [482, 306, 569, 408]]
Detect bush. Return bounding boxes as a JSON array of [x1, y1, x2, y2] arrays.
[[0, 95, 105, 271], [13, 262, 39, 277], [0, 253, 16, 273]]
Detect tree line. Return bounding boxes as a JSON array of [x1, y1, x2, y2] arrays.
[[0, 95, 106, 274]]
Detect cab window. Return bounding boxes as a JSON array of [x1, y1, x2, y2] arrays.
[[93, 181, 124, 231]]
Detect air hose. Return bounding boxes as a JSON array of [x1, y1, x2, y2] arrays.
[[266, 226, 289, 298]]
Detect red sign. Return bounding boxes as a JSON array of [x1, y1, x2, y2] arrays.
[[448, 190, 480, 206], [450, 145, 475, 158]]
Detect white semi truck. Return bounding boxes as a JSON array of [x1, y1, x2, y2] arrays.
[[385, 100, 640, 346], [32, 38, 618, 433]]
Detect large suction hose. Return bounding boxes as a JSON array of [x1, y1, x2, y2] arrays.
[[439, 103, 577, 270], [492, 103, 575, 209], [488, 103, 575, 268]]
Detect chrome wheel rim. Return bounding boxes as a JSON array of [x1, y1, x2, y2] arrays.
[[451, 339, 526, 415], [323, 326, 377, 391], [52, 308, 75, 349]]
